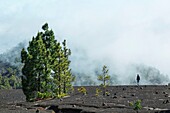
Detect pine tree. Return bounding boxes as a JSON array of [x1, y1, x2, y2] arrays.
[[98, 65, 110, 96], [62, 40, 73, 94], [0, 74, 2, 86], [52, 42, 64, 95], [3, 76, 11, 89], [21, 34, 47, 101], [52, 40, 74, 95], [21, 23, 74, 101], [9, 75, 17, 89], [41, 23, 57, 93]]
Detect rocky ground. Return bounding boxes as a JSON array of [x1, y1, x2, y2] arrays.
[[0, 85, 170, 113]]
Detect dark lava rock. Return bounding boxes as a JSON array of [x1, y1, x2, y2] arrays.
[[165, 94, 169, 97], [72, 105, 76, 108], [60, 98, 63, 101], [106, 93, 110, 96], [131, 94, 135, 97], [36, 109, 40, 113], [112, 95, 117, 99], [47, 105, 59, 112], [140, 87, 143, 90], [1, 86, 170, 113], [163, 92, 167, 94], [163, 100, 169, 104], [102, 103, 107, 106]]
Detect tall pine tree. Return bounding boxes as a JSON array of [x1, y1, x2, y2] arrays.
[[62, 40, 73, 94], [21, 23, 73, 101], [21, 33, 47, 101]]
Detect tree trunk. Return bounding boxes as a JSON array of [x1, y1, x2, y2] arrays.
[[63, 79, 66, 93], [38, 73, 41, 92], [58, 56, 61, 95]]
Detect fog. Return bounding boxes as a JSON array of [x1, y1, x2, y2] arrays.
[[0, 0, 170, 84]]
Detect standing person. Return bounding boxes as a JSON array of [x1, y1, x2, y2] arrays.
[[136, 74, 140, 86]]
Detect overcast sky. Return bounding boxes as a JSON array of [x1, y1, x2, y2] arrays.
[[1, 0, 170, 77]]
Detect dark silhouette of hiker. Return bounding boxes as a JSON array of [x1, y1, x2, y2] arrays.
[[136, 74, 140, 85]]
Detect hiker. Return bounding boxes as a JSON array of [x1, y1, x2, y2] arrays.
[[136, 74, 140, 85]]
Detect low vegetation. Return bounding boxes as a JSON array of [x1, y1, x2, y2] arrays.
[[78, 87, 87, 95], [95, 88, 102, 96], [0, 62, 22, 89], [129, 99, 142, 113], [98, 65, 110, 96]]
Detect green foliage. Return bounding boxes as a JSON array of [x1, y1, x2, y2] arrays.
[[0, 60, 22, 89], [21, 23, 74, 101], [98, 65, 111, 96], [105, 91, 110, 96], [56, 92, 68, 99], [2, 76, 11, 89], [37, 92, 45, 99], [98, 65, 110, 86], [52, 39, 73, 95], [95, 88, 102, 96], [129, 101, 134, 107], [0, 73, 21, 89], [0, 42, 25, 68], [0, 42, 25, 89], [78, 87, 87, 95], [129, 100, 142, 111], [37, 91, 53, 100], [134, 100, 142, 110]]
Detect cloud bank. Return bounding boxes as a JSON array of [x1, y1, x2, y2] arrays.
[[1, 0, 170, 84]]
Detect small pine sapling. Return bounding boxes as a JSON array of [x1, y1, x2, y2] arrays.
[[95, 88, 102, 96], [129, 99, 142, 113], [134, 100, 142, 111], [98, 65, 110, 96], [78, 87, 87, 95], [105, 91, 110, 96]]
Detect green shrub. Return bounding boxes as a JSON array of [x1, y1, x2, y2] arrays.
[[129, 100, 142, 111], [37, 92, 44, 99], [78, 87, 87, 95], [134, 100, 142, 110], [95, 88, 102, 96], [37, 91, 53, 100], [129, 101, 134, 107], [56, 92, 67, 99], [105, 91, 110, 96]]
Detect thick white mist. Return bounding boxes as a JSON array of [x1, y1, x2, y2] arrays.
[[0, 0, 170, 84]]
